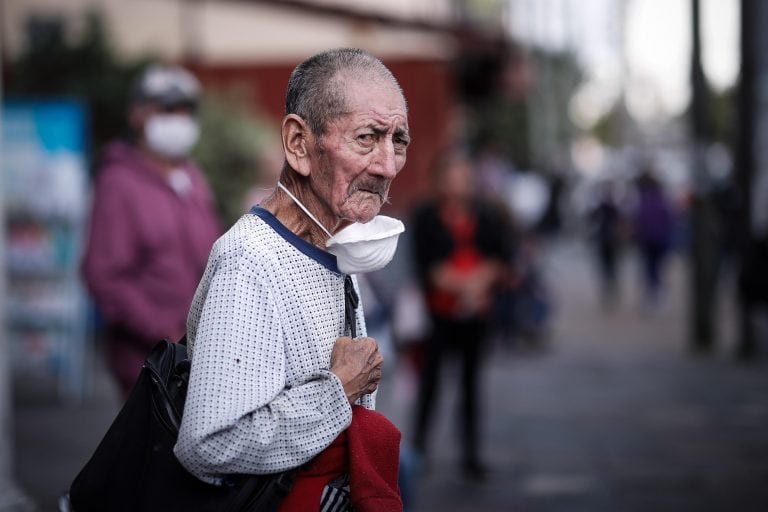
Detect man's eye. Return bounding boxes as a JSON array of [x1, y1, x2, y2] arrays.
[[358, 133, 375, 144], [394, 136, 410, 149]]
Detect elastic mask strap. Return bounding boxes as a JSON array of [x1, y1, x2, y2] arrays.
[[277, 181, 333, 238], [279, 182, 356, 334], [344, 275, 359, 338]]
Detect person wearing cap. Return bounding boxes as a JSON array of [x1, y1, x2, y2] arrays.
[[81, 64, 222, 398], [173, 48, 408, 511]]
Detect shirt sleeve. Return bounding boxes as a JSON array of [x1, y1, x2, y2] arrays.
[[174, 256, 353, 482]]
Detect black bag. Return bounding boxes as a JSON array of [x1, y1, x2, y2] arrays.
[[739, 238, 768, 304], [68, 338, 294, 511]]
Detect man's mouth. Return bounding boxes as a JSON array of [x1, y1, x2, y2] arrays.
[[358, 189, 382, 199], [350, 180, 389, 202]]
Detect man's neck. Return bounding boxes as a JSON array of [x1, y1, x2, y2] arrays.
[[262, 183, 336, 249]]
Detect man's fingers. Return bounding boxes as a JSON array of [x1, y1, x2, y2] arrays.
[[359, 338, 380, 365], [367, 351, 384, 369], [367, 372, 381, 391]]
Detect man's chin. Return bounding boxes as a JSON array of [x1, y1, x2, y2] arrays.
[[340, 195, 383, 224], [349, 211, 379, 224], [340, 205, 380, 224]]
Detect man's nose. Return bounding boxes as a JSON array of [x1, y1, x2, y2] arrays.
[[369, 139, 398, 179]]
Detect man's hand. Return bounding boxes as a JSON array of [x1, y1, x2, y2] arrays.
[[329, 336, 384, 404]]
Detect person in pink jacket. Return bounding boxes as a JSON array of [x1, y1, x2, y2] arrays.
[[81, 64, 221, 398]]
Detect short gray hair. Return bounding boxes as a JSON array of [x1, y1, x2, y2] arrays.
[[285, 48, 405, 136]]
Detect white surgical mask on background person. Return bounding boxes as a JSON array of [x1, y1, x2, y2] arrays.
[[277, 182, 404, 274], [144, 113, 200, 159]]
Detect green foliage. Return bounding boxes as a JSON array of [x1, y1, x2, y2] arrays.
[[590, 103, 624, 147], [469, 99, 532, 168], [526, 47, 583, 166], [5, 10, 277, 225], [6, 10, 152, 159], [710, 86, 736, 147], [461, 46, 584, 170], [192, 92, 277, 227]]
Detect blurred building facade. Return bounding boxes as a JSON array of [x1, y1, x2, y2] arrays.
[[0, 1, 513, 508], [2, 0, 519, 216]]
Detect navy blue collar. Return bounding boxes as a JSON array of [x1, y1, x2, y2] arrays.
[[249, 206, 340, 274]]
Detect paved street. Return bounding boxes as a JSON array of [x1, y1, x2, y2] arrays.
[[377, 240, 768, 512], [11, 240, 768, 511]]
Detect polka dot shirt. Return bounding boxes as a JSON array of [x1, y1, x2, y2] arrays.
[[174, 207, 372, 484]]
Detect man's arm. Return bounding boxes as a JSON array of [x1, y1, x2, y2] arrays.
[[174, 261, 353, 482]]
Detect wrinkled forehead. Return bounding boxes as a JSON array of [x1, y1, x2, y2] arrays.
[[334, 72, 407, 118]]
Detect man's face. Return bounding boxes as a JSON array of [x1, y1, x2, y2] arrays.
[[309, 77, 410, 226]]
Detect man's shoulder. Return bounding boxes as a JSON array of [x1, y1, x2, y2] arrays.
[[213, 212, 332, 283], [212, 214, 284, 268]]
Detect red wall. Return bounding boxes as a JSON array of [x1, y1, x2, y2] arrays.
[[191, 59, 457, 217]]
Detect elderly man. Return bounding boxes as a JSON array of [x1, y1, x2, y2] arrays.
[[174, 49, 409, 511]]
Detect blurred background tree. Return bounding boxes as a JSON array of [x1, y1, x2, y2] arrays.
[[5, 10, 150, 161], [192, 91, 277, 226], [4, 10, 276, 226], [458, 44, 583, 172]]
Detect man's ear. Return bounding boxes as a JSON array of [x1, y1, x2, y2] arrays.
[[282, 114, 312, 177]]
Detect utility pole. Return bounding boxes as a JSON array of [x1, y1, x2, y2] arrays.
[[689, 0, 718, 353], [736, 0, 768, 359]]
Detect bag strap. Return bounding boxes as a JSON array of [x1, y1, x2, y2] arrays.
[[344, 275, 359, 339]]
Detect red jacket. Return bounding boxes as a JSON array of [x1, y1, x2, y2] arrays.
[[279, 406, 403, 512]]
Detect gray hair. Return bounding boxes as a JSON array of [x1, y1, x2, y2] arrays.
[[285, 48, 405, 136]]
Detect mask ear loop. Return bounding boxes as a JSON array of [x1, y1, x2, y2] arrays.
[[278, 183, 357, 331], [276, 181, 333, 238]]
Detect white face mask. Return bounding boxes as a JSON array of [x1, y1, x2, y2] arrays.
[[144, 114, 200, 159], [277, 182, 404, 274]]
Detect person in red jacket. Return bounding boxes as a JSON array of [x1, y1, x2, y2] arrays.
[[81, 64, 221, 398]]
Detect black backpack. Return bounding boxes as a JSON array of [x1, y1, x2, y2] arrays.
[[68, 337, 294, 511]]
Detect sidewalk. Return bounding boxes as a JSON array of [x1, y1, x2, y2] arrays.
[[11, 239, 768, 511], [375, 240, 768, 511], [12, 352, 120, 511]]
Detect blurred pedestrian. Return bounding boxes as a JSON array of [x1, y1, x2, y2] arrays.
[[588, 180, 625, 306], [174, 49, 408, 511], [410, 151, 511, 480], [81, 64, 222, 398], [632, 171, 674, 306]]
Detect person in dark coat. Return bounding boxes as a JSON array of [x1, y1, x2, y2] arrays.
[[589, 180, 625, 306], [410, 151, 512, 480]]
